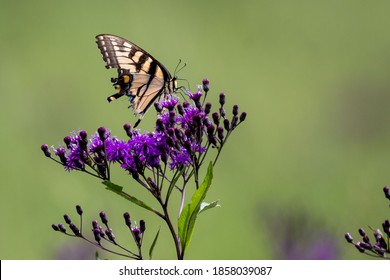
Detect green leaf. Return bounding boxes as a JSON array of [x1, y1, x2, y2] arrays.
[[178, 162, 213, 255], [199, 200, 220, 215], [102, 181, 162, 217], [178, 204, 191, 249], [149, 227, 161, 260]]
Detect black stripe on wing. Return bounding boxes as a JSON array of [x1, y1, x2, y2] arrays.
[[96, 34, 171, 81]]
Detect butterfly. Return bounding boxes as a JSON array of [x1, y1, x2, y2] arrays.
[[96, 34, 178, 127]]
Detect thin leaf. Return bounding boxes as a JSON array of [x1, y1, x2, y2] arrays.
[[178, 162, 213, 254], [199, 200, 220, 215], [102, 181, 162, 217], [149, 227, 161, 260]]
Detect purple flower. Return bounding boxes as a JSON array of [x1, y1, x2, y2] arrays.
[[106, 138, 129, 162], [188, 88, 202, 102], [160, 96, 179, 110], [169, 146, 192, 170]]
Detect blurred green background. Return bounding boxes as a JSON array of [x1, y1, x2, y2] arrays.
[[2, 0, 390, 259]]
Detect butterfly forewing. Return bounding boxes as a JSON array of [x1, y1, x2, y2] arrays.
[[96, 34, 170, 80], [96, 34, 177, 127]]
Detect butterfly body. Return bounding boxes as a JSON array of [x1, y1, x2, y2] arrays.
[[96, 34, 177, 126]]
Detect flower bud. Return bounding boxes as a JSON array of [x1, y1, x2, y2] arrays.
[[219, 107, 226, 118], [344, 232, 353, 243], [203, 118, 212, 128], [209, 135, 217, 146], [140, 220, 146, 233], [58, 223, 66, 233], [202, 78, 210, 93], [240, 112, 247, 122], [93, 228, 101, 244], [63, 136, 71, 149], [156, 118, 164, 132], [79, 130, 88, 141], [41, 144, 51, 157], [69, 223, 81, 236], [205, 102, 212, 114], [76, 205, 83, 216], [232, 105, 239, 116], [154, 102, 163, 113], [55, 148, 67, 164], [231, 115, 238, 128], [207, 124, 215, 136], [63, 214, 71, 224], [219, 93, 225, 106], [360, 242, 372, 250], [182, 101, 190, 108], [193, 115, 201, 126], [105, 228, 115, 242], [212, 112, 219, 126], [383, 186, 390, 200], [169, 110, 176, 123], [184, 140, 192, 154], [355, 242, 365, 253], [383, 220, 390, 235], [223, 119, 230, 131], [97, 127, 107, 141], [166, 137, 175, 147], [132, 228, 142, 244], [99, 211, 108, 225], [92, 220, 99, 230], [177, 104, 184, 115], [98, 226, 105, 237], [174, 128, 183, 140], [123, 123, 133, 138], [123, 212, 131, 227], [217, 127, 224, 141]]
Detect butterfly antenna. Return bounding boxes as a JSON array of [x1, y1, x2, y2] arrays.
[[174, 59, 187, 76], [173, 59, 181, 76]]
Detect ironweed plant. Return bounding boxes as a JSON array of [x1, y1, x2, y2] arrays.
[[344, 186, 390, 259], [41, 79, 247, 259]]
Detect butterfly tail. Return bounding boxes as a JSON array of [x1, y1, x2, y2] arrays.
[[133, 114, 145, 128], [107, 92, 125, 102]]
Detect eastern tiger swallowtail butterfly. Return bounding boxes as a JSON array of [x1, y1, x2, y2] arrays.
[[96, 34, 178, 127]]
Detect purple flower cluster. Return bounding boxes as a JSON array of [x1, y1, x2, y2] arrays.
[[344, 186, 390, 259], [42, 127, 113, 179], [52, 205, 145, 259], [41, 79, 246, 182]]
